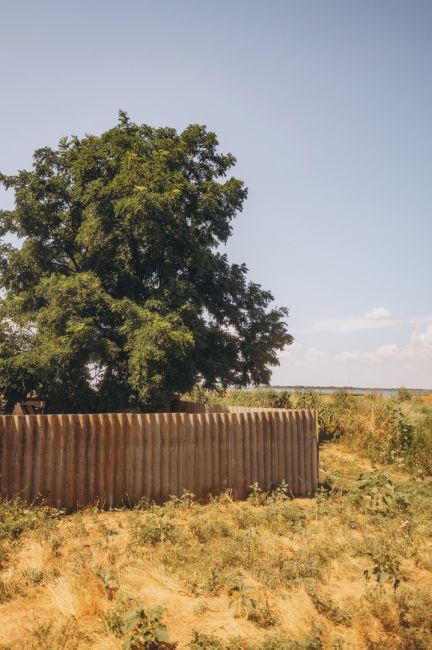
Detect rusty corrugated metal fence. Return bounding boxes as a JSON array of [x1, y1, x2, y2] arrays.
[[0, 409, 318, 508]]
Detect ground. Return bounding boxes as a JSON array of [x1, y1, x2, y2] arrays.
[[0, 442, 431, 649]]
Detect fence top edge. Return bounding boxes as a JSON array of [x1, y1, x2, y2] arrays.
[[0, 408, 318, 418]]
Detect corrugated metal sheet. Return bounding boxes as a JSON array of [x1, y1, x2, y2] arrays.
[[0, 409, 318, 508]]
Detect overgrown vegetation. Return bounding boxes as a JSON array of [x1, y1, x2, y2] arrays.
[[0, 440, 431, 648]]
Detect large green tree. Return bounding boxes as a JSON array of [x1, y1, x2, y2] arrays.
[[0, 113, 292, 412]]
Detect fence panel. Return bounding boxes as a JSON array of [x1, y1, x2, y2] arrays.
[[0, 409, 318, 507]]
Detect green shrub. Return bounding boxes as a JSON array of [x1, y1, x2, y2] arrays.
[[130, 512, 177, 545], [264, 501, 306, 533], [306, 586, 351, 626], [0, 497, 61, 544], [380, 404, 415, 464], [189, 517, 231, 543], [120, 606, 174, 649], [353, 470, 407, 517], [396, 387, 412, 402], [186, 386, 226, 405], [188, 632, 244, 650], [257, 630, 323, 650], [292, 390, 321, 410], [225, 389, 292, 409], [188, 631, 226, 649]]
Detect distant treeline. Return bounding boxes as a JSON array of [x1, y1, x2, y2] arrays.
[[269, 385, 432, 395]]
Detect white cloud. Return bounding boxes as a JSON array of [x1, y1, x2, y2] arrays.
[[418, 325, 432, 345], [313, 317, 400, 333], [374, 344, 399, 358], [305, 347, 328, 362], [313, 306, 400, 333], [334, 350, 362, 362], [292, 346, 329, 368], [274, 318, 432, 388], [334, 345, 400, 364], [363, 306, 392, 320], [399, 322, 432, 361]]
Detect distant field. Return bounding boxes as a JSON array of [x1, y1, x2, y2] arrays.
[[249, 386, 432, 397]]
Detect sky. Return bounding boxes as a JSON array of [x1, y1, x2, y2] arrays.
[[1, 0, 431, 388]]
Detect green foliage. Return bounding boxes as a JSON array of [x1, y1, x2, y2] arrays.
[[226, 577, 276, 627], [188, 631, 226, 650], [185, 385, 226, 405], [264, 501, 306, 533], [96, 568, 119, 600], [123, 304, 195, 411], [331, 389, 355, 410], [228, 577, 255, 617], [189, 517, 231, 544], [187, 632, 323, 650], [0, 497, 61, 543], [306, 586, 351, 626], [275, 544, 333, 583], [380, 404, 415, 463], [258, 630, 323, 650], [396, 387, 412, 402], [241, 487, 305, 535], [413, 403, 432, 469], [131, 512, 178, 545], [292, 389, 321, 410], [0, 114, 291, 412], [120, 606, 173, 649], [247, 599, 278, 628], [187, 632, 245, 650], [270, 480, 293, 501], [166, 489, 196, 510], [363, 552, 401, 592], [397, 586, 432, 643], [247, 482, 269, 506], [225, 389, 292, 409], [293, 389, 353, 440], [354, 470, 403, 516]]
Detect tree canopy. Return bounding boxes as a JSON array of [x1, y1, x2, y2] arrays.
[[0, 113, 292, 412]]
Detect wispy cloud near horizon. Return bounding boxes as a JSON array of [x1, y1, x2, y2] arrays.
[[274, 315, 432, 389], [312, 306, 402, 333], [363, 307, 392, 320]]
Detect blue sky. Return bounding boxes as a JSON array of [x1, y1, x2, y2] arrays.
[[1, 0, 431, 388]]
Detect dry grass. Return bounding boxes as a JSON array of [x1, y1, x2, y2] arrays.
[[0, 443, 431, 649]]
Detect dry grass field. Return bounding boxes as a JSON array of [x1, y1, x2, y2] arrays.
[[0, 437, 431, 649]]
